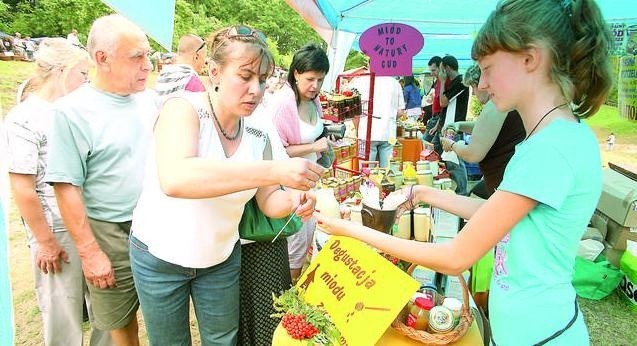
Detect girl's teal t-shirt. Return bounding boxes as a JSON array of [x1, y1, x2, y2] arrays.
[[490, 118, 601, 345]]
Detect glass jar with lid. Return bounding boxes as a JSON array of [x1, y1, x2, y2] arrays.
[[416, 170, 433, 187], [393, 171, 403, 188], [395, 210, 411, 239], [413, 207, 431, 241], [406, 297, 435, 331]]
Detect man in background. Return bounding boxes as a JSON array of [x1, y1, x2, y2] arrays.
[[424, 56, 445, 153], [433, 55, 470, 195], [154, 34, 207, 97]]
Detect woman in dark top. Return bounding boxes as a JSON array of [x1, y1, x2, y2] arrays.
[[441, 63, 526, 197]]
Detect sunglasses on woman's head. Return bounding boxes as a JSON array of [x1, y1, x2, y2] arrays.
[[226, 25, 266, 43]]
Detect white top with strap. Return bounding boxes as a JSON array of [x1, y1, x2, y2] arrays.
[[132, 91, 267, 268]]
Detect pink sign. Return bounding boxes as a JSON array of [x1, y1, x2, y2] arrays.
[[359, 23, 423, 76]]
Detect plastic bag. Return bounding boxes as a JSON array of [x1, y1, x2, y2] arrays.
[[577, 239, 604, 261], [619, 240, 637, 310], [572, 255, 624, 300]]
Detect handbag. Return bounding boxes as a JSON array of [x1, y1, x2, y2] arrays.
[[572, 255, 624, 300], [238, 135, 303, 242], [317, 145, 335, 168]]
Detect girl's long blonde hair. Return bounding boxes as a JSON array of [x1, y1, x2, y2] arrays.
[[471, 0, 611, 118]]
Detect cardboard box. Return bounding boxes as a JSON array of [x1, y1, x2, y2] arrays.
[[597, 168, 637, 227], [431, 207, 460, 238], [605, 218, 637, 251], [590, 210, 609, 240], [602, 242, 624, 268]]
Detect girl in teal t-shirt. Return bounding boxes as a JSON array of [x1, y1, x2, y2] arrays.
[[313, 0, 612, 344]]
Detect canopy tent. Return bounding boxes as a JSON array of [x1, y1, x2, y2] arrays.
[[286, 0, 637, 89], [101, 0, 176, 50]]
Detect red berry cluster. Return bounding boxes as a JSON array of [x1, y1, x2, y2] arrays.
[[382, 253, 399, 265], [282, 313, 320, 340]]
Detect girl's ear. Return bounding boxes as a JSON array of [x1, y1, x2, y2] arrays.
[[522, 44, 542, 73]]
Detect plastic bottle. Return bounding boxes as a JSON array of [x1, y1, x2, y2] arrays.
[[406, 297, 434, 331], [403, 162, 417, 177]]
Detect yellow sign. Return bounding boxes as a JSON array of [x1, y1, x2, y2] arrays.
[[296, 236, 420, 346]]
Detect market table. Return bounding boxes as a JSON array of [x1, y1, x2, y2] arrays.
[[272, 317, 483, 345], [399, 137, 424, 164]]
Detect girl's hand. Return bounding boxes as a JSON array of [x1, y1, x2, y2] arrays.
[[394, 185, 419, 224], [314, 211, 356, 237]]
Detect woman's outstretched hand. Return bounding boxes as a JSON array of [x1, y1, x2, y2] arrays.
[[275, 158, 324, 190]]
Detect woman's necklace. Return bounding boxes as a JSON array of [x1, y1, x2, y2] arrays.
[[525, 103, 568, 140], [207, 92, 242, 141]]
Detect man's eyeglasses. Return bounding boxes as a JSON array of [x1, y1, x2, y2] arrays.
[[226, 25, 266, 43], [195, 38, 206, 54]]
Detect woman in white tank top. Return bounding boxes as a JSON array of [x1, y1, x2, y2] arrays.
[[130, 26, 324, 345]]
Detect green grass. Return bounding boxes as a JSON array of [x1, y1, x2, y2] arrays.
[[0, 60, 35, 117], [579, 291, 637, 346], [585, 105, 637, 143]]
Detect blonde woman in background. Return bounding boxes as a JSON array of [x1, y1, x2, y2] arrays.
[[5, 38, 111, 345]]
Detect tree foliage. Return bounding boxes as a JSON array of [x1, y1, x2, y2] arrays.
[[0, 1, 8, 32], [0, 0, 322, 68], [4, 0, 110, 41], [344, 50, 368, 70]]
